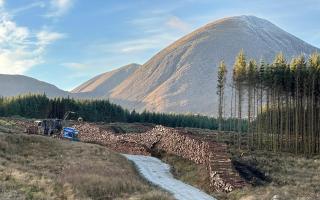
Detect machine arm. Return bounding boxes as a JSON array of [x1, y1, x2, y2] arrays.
[[63, 111, 76, 121]]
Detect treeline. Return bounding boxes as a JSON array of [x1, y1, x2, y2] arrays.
[[0, 94, 246, 131], [217, 51, 320, 155]]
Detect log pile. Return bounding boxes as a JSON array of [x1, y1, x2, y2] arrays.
[[10, 118, 244, 191], [25, 125, 38, 134], [68, 122, 246, 192], [11, 118, 247, 192], [71, 122, 152, 155], [6, 118, 34, 132], [11, 119, 34, 128], [146, 126, 246, 192]]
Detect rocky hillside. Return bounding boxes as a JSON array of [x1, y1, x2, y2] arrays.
[[0, 74, 70, 97], [76, 15, 319, 115]]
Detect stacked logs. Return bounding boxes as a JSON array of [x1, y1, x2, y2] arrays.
[[70, 122, 246, 192], [11, 119, 34, 128], [71, 122, 151, 155], [145, 126, 246, 192], [10, 118, 246, 192], [15, 118, 244, 191]]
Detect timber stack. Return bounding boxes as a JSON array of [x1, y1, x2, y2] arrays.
[[70, 122, 246, 192]]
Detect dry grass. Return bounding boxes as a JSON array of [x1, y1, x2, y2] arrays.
[[135, 191, 174, 200], [225, 149, 320, 200], [0, 117, 34, 135], [0, 118, 23, 133], [159, 153, 211, 194], [0, 130, 172, 200]]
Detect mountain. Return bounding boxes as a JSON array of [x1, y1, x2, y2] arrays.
[[2, 16, 318, 115], [0, 74, 70, 97], [81, 15, 317, 116], [71, 63, 140, 98]]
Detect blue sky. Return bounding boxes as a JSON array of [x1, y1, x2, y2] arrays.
[[0, 0, 319, 90]]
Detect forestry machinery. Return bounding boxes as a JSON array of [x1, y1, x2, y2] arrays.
[[61, 111, 81, 141], [26, 111, 81, 141]]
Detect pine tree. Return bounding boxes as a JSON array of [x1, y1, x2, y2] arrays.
[[309, 53, 320, 153], [246, 59, 257, 147], [233, 50, 247, 148], [217, 60, 227, 131]]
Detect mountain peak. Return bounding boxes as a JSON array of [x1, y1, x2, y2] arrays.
[[216, 15, 266, 22], [105, 16, 319, 115], [69, 16, 319, 115], [202, 15, 275, 31]]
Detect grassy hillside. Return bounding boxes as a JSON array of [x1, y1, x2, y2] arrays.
[[0, 130, 173, 199]]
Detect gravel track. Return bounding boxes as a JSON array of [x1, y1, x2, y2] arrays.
[[123, 154, 216, 200]]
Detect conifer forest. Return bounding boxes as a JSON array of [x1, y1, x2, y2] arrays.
[[217, 51, 320, 155]]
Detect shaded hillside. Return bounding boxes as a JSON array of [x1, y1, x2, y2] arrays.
[[0, 74, 69, 97]]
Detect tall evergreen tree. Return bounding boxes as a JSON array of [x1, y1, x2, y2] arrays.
[[233, 50, 247, 148], [217, 60, 227, 131]]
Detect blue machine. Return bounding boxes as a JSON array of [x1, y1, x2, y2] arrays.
[[63, 127, 80, 141]]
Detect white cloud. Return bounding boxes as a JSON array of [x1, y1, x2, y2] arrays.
[[37, 31, 65, 44], [119, 15, 192, 54], [36, 30, 65, 53], [0, 49, 40, 74], [119, 33, 177, 53], [166, 16, 191, 32], [0, 0, 4, 8], [0, 11, 65, 74], [11, 2, 46, 15], [92, 33, 178, 55], [46, 0, 73, 17]]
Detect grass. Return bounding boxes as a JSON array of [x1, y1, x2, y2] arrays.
[[225, 149, 320, 200], [0, 120, 12, 133], [159, 153, 212, 194], [0, 118, 25, 133], [0, 130, 173, 200]]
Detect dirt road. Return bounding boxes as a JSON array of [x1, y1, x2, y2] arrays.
[[123, 154, 216, 200]]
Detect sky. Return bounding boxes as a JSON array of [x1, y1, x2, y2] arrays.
[[0, 0, 319, 91]]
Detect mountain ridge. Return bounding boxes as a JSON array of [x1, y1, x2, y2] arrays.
[[1, 15, 319, 116], [71, 63, 140, 97], [98, 15, 319, 115], [0, 74, 70, 97]]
